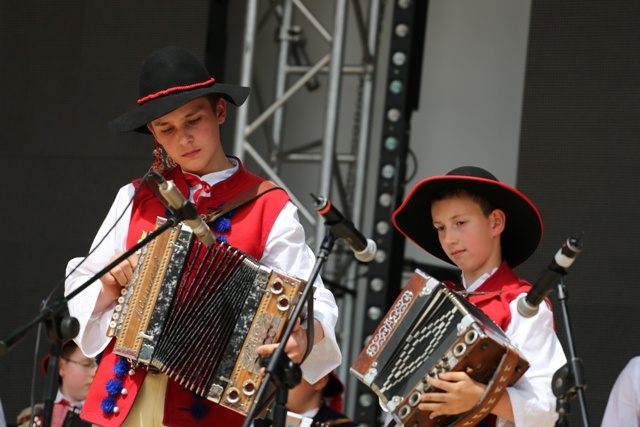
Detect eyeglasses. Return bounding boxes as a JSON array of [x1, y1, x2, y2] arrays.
[[62, 357, 98, 371]]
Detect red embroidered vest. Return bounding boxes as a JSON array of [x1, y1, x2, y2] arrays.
[[81, 164, 290, 427]]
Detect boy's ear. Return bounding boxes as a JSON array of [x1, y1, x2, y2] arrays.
[[490, 209, 506, 235], [215, 97, 227, 123]]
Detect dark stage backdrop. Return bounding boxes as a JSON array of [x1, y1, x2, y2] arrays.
[[516, 1, 640, 425], [0, 1, 213, 422]]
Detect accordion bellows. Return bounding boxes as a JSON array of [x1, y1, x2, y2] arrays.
[[351, 270, 529, 427], [108, 219, 304, 416]]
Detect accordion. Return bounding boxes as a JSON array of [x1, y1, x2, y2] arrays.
[[351, 270, 529, 427], [106, 218, 305, 416]]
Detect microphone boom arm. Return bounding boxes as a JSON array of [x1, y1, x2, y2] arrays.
[[0, 215, 183, 356]]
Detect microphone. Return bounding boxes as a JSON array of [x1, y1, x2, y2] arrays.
[[311, 194, 377, 263], [148, 171, 215, 247], [517, 236, 583, 318]]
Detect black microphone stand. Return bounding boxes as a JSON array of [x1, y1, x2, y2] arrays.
[[242, 231, 338, 427], [552, 278, 589, 427], [0, 213, 184, 427]]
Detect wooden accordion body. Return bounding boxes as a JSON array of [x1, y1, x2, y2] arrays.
[[107, 219, 305, 416], [351, 270, 529, 427]]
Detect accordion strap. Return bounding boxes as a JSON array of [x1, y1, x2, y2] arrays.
[[201, 180, 282, 223], [452, 345, 521, 427]]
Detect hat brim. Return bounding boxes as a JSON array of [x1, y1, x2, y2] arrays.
[[108, 82, 249, 134], [392, 175, 542, 268]]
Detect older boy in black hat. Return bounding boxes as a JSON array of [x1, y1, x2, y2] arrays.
[[392, 166, 567, 426], [65, 46, 341, 427]]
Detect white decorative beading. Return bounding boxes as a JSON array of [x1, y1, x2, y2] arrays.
[[366, 290, 413, 357]]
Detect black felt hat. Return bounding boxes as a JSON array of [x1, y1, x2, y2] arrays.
[[109, 46, 250, 134], [392, 166, 543, 268]]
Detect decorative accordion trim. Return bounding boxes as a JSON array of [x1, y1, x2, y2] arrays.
[[365, 290, 413, 357]]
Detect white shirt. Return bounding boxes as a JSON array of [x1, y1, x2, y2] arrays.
[[501, 295, 565, 427], [64, 166, 341, 384], [601, 356, 640, 427], [55, 389, 83, 409], [463, 268, 567, 427], [467, 269, 566, 427]]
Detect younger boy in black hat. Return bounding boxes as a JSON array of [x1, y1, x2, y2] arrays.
[[64, 46, 341, 427], [392, 166, 567, 427]]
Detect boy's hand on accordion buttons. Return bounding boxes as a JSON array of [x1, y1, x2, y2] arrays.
[[100, 252, 140, 300], [257, 318, 307, 364], [419, 371, 485, 419]]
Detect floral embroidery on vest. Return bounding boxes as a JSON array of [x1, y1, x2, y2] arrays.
[[187, 393, 209, 420]]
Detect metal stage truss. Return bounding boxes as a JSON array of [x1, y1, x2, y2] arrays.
[[232, 0, 386, 398], [230, 1, 428, 424]]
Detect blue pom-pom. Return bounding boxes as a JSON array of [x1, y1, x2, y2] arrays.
[[190, 401, 209, 420], [213, 216, 231, 233], [113, 357, 129, 377], [106, 379, 123, 396], [101, 396, 117, 414], [217, 235, 228, 243]]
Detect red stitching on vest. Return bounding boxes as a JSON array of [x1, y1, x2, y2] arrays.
[[137, 78, 216, 105]]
